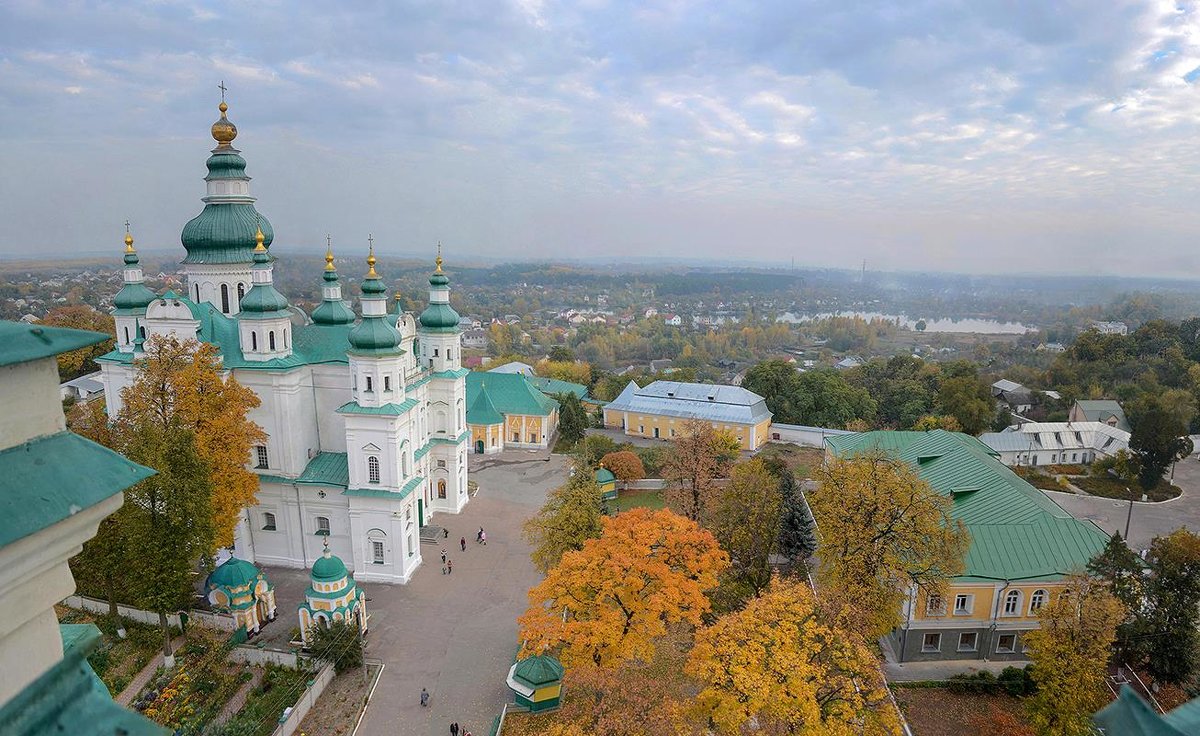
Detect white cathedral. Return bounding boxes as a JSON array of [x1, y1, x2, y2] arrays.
[[98, 100, 470, 584]]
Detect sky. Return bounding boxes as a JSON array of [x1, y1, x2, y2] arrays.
[[3, 1, 1200, 277]]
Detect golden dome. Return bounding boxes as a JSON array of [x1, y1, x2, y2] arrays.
[[124, 232, 135, 253], [366, 245, 378, 278], [254, 225, 266, 252], [435, 241, 443, 273], [211, 100, 238, 145]]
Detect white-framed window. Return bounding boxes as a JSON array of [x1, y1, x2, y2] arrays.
[[1029, 589, 1047, 613], [958, 632, 978, 652], [1003, 590, 1021, 616], [996, 634, 1017, 653], [262, 512, 277, 531], [372, 540, 385, 564], [926, 594, 946, 616], [269, 331, 276, 351], [921, 632, 941, 652], [384, 375, 391, 392], [954, 594, 972, 615], [365, 375, 373, 392], [316, 516, 330, 536], [254, 445, 269, 469], [368, 456, 380, 484], [251, 332, 258, 351], [437, 459, 446, 468], [237, 282, 245, 301]]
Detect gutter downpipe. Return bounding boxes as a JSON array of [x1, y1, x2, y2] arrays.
[[900, 583, 915, 663], [988, 580, 1011, 661], [295, 482, 309, 568]]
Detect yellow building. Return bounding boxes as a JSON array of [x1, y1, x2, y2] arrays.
[[465, 372, 559, 453], [602, 380, 772, 450], [825, 430, 1110, 662]]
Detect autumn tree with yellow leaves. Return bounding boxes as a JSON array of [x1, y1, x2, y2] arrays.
[[518, 507, 728, 668], [118, 335, 266, 548], [687, 576, 901, 736], [1024, 575, 1125, 736], [811, 452, 969, 638]]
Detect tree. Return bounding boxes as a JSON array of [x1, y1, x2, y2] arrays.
[[70, 512, 132, 636], [548, 346, 576, 363], [1128, 394, 1190, 490], [547, 655, 702, 736], [522, 465, 605, 573], [40, 305, 115, 380], [662, 420, 721, 522], [915, 319, 927, 332], [120, 336, 265, 548], [776, 466, 817, 565], [122, 423, 215, 663], [708, 458, 783, 602], [936, 364, 994, 435], [686, 577, 901, 735], [912, 414, 963, 432], [555, 391, 589, 447], [1139, 529, 1200, 683], [1087, 532, 1144, 661], [309, 619, 365, 674], [811, 452, 969, 638], [742, 361, 876, 428], [537, 358, 592, 386], [518, 508, 728, 668], [1024, 575, 1125, 736], [599, 450, 645, 482]]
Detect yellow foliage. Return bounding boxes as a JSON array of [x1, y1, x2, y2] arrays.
[[518, 507, 728, 668], [536, 358, 592, 386], [41, 305, 115, 379], [687, 577, 902, 735], [1024, 575, 1125, 736], [811, 452, 969, 638]]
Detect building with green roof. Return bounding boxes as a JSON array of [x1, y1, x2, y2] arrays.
[[465, 371, 560, 453], [95, 98, 472, 587], [1094, 685, 1200, 735], [204, 557, 277, 635], [506, 654, 564, 712], [298, 541, 368, 647], [0, 320, 164, 735], [825, 429, 1110, 662]]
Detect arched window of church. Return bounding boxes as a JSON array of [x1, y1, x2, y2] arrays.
[[433, 347, 439, 357], [251, 332, 258, 351], [221, 283, 230, 314], [438, 479, 447, 499], [237, 282, 245, 301], [139, 325, 146, 339], [367, 456, 380, 484], [269, 331, 276, 351], [194, 283, 200, 301], [283, 330, 288, 349], [123, 326, 130, 344]]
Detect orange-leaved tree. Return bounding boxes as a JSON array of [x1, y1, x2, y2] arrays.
[[518, 507, 728, 668], [119, 335, 265, 548], [599, 450, 645, 482], [662, 420, 722, 522], [687, 576, 901, 735]]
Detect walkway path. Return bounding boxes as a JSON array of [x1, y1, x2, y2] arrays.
[[115, 634, 186, 705], [214, 666, 264, 725]]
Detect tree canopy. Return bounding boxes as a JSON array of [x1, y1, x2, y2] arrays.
[[522, 463, 606, 573]]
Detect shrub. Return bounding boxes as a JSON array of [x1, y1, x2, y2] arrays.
[[600, 451, 645, 482], [634, 446, 664, 476], [308, 620, 363, 674], [999, 666, 1026, 696], [947, 670, 998, 694]]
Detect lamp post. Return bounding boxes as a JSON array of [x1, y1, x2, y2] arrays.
[[1125, 487, 1134, 540]]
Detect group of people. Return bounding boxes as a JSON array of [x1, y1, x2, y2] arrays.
[[440, 527, 489, 575]]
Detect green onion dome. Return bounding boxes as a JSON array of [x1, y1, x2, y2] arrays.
[[239, 229, 291, 318], [311, 248, 356, 325], [419, 302, 461, 332], [311, 544, 349, 582], [182, 203, 274, 264], [207, 557, 262, 590], [348, 248, 401, 351], [114, 233, 156, 311]]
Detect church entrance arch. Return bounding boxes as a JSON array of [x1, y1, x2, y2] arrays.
[[437, 479, 447, 499], [476, 439, 484, 454]]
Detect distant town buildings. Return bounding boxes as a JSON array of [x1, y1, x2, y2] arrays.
[[1089, 320, 1129, 335]]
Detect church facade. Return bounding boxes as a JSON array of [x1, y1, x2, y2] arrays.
[[97, 100, 470, 584]]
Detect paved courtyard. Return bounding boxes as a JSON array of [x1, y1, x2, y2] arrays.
[[265, 451, 566, 736], [1042, 457, 1200, 552]]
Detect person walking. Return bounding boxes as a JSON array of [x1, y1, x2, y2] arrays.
[[477, 527, 484, 543], [460, 536, 466, 552], [443, 528, 450, 539], [480, 530, 487, 546], [441, 549, 447, 565], [447, 558, 453, 574], [450, 722, 459, 736], [420, 688, 429, 707]]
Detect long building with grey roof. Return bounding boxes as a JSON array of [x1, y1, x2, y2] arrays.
[[602, 380, 773, 450]]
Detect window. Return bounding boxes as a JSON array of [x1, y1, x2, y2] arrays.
[[221, 283, 230, 313], [437, 459, 446, 468], [513, 433, 519, 442], [139, 325, 146, 339], [384, 376, 391, 392], [638, 425, 644, 433], [434, 348, 439, 357], [254, 445, 268, 469], [653, 427, 660, 438], [1029, 589, 1047, 613], [123, 326, 130, 343], [315, 516, 330, 535], [926, 595, 946, 616], [954, 594, 972, 615], [262, 512, 276, 531], [251, 332, 258, 351], [1003, 590, 1021, 616], [194, 283, 200, 301], [1072, 452, 1077, 462], [438, 479, 447, 498], [1051, 453, 1057, 463], [237, 282, 245, 300], [921, 633, 941, 652], [269, 331, 276, 351], [372, 541, 385, 564], [997, 634, 1016, 653], [365, 376, 373, 392], [367, 456, 380, 484], [958, 632, 978, 651], [529, 433, 537, 443]]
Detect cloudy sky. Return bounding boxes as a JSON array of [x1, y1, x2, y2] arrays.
[[3, 0, 1200, 276]]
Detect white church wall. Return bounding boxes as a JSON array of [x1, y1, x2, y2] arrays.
[[311, 365, 351, 453]]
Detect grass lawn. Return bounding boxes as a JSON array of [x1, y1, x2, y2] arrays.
[[755, 443, 826, 479], [1011, 465, 1070, 492], [893, 688, 1028, 736], [1070, 473, 1181, 502], [610, 488, 666, 511]]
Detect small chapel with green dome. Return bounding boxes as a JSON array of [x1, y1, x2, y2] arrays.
[[297, 541, 368, 646], [98, 97, 472, 585]]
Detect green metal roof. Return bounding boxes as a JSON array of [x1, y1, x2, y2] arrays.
[[1094, 686, 1189, 736], [311, 297, 356, 325], [296, 452, 349, 487], [311, 550, 349, 582], [348, 316, 402, 353], [825, 429, 1109, 582], [419, 302, 461, 332], [0, 432, 156, 547], [343, 474, 424, 499], [414, 441, 431, 460], [0, 321, 109, 367], [430, 430, 471, 445], [113, 281, 157, 311], [466, 389, 504, 426], [512, 655, 564, 688], [207, 557, 263, 590], [0, 624, 168, 735], [337, 398, 419, 416], [433, 368, 471, 379], [181, 202, 274, 264], [526, 375, 588, 400], [466, 372, 558, 418], [595, 467, 616, 485]]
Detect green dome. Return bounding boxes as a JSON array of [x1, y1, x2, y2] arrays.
[[430, 272, 450, 287], [311, 551, 349, 582], [348, 316, 401, 352], [181, 203, 274, 264], [595, 467, 616, 485], [113, 282, 157, 311], [419, 302, 461, 333], [207, 557, 262, 590], [362, 275, 388, 296], [239, 283, 290, 317], [206, 151, 248, 180], [512, 655, 563, 688], [312, 298, 356, 325]]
